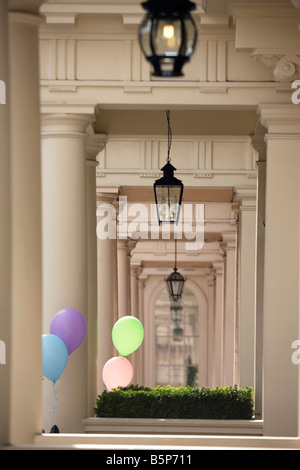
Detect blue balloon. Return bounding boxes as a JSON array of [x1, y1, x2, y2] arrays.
[[42, 334, 68, 382]]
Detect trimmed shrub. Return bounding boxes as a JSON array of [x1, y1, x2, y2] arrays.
[[94, 385, 254, 420]]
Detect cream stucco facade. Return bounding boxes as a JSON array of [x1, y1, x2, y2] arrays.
[[1, 0, 300, 450]]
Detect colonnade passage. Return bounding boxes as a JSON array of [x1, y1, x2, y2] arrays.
[[2, 0, 300, 447]]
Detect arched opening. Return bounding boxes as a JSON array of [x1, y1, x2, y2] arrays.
[[154, 286, 200, 387]]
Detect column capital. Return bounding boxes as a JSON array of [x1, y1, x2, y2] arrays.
[[221, 232, 237, 251], [206, 272, 216, 286], [41, 113, 95, 139], [251, 121, 267, 162], [96, 188, 119, 204], [9, 0, 46, 15], [86, 131, 107, 166], [259, 104, 300, 135], [212, 260, 224, 276], [234, 186, 257, 211]]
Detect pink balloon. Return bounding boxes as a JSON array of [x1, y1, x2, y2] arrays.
[[102, 357, 133, 391]]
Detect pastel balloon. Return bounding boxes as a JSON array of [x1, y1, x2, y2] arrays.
[[50, 308, 87, 355], [112, 316, 144, 357], [102, 356, 133, 391], [42, 334, 68, 383]]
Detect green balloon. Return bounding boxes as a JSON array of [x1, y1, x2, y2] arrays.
[[112, 316, 144, 357]]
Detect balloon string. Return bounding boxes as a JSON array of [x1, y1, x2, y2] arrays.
[[50, 381, 58, 429]]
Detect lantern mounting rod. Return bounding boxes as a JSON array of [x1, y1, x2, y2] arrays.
[[174, 237, 178, 271], [166, 110, 172, 163]]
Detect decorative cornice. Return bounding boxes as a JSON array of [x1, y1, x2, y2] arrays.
[[40, 2, 206, 26], [229, 3, 300, 82], [234, 186, 257, 211], [9, 0, 46, 14], [259, 104, 300, 134], [252, 50, 300, 82]]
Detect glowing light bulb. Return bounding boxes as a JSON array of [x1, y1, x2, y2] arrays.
[[163, 25, 175, 39]]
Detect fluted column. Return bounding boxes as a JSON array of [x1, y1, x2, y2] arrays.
[[8, 2, 45, 444], [235, 186, 257, 389], [41, 113, 94, 433]]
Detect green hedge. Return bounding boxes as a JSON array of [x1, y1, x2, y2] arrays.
[[94, 385, 254, 420]]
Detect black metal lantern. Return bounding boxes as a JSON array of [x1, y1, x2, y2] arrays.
[[170, 301, 183, 323], [173, 325, 183, 342], [166, 269, 185, 302], [139, 0, 198, 77], [154, 111, 184, 224], [165, 239, 185, 302], [170, 302, 183, 341]]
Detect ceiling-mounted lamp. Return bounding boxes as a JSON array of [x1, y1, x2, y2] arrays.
[[138, 0, 198, 77], [170, 302, 183, 341], [170, 301, 183, 324], [153, 110, 184, 225], [165, 238, 185, 302]]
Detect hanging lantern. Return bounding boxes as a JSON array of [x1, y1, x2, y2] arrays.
[[154, 161, 183, 224], [170, 301, 183, 323], [154, 111, 184, 224], [173, 325, 183, 342], [166, 268, 185, 302], [165, 239, 185, 302], [139, 0, 198, 77]]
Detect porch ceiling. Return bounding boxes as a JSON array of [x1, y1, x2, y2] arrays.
[[95, 109, 257, 137]]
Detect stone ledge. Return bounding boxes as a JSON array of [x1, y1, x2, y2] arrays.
[[83, 417, 263, 436]]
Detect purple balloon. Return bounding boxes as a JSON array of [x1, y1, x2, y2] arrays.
[[50, 308, 87, 355]]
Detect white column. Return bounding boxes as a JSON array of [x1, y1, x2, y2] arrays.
[[41, 113, 94, 433], [8, 4, 44, 445], [222, 232, 238, 386], [252, 125, 267, 419], [131, 263, 140, 318], [96, 191, 118, 394], [260, 105, 300, 437], [130, 261, 141, 383], [213, 260, 225, 387], [235, 186, 257, 389], [86, 134, 106, 416], [117, 239, 132, 317], [206, 273, 215, 388], [0, 0, 11, 447], [138, 269, 147, 386]]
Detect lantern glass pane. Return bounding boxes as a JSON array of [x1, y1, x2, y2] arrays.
[[155, 185, 182, 223], [183, 17, 197, 57], [152, 18, 182, 57], [172, 279, 184, 297], [139, 16, 153, 56]]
